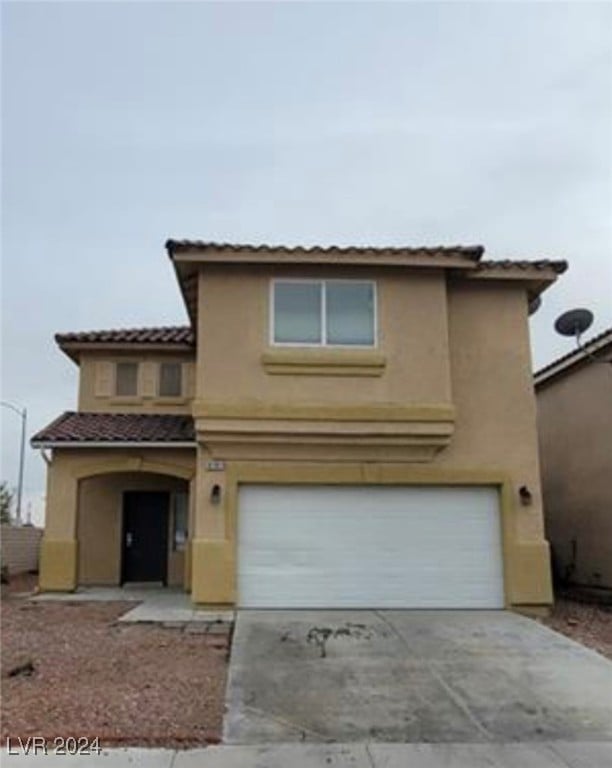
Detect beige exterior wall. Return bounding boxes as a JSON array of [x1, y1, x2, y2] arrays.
[[537, 358, 612, 589], [78, 351, 195, 413], [40, 260, 556, 608], [189, 265, 552, 609], [441, 281, 545, 542], [39, 448, 196, 591], [196, 265, 452, 406]]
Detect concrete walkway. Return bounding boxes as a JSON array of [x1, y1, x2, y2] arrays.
[[33, 587, 233, 624], [4, 742, 612, 766]]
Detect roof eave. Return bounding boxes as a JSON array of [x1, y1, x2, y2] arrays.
[[464, 264, 567, 300], [165, 239, 484, 259], [168, 248, 482, 270], [31, 440, 197, 449], [56, 340, 196, 363]]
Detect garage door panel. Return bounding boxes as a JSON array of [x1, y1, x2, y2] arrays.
[[238, 485, 504, 609]]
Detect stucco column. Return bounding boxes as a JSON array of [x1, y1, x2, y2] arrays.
[[183, 477, 196, 591], [191, 446, 234, 604], [39, 454, 79, 591]]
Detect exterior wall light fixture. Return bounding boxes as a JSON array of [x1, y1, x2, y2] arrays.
[[519, 485, 532, 506], [210, 484, 222, 505]]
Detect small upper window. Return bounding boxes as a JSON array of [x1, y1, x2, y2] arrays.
[[272, 280, 375, 346], [159, 363, 182, 397], [115, 362, 138, 396]]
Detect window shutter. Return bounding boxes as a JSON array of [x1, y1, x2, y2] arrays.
[[141, 362, 157, 397], [183, 362, 195, 397], [94, 361, 114, 397]]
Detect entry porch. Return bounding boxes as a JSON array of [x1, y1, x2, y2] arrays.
[[37, 448, 196, 593]]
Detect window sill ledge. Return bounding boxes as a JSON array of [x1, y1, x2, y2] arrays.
[[261, 349, 386, 377], [152, 397, 189, 406]]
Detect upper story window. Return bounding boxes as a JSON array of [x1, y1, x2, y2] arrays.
[[115, 362, 138, 396], [271, 280, 376, 347], [159, 362, 183, 397]]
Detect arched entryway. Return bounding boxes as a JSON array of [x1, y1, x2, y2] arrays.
[[77, 472, 190, 588], [39, 449, 196, 593]]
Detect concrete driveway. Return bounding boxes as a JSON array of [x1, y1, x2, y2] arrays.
[[224, 610, 612, 744]]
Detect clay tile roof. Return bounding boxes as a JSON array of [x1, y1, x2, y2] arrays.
[[165, 240, 486, 261], [31, 412, 195, 446], [534, 326, 612, 383], [55, 326, 194, 346], [475, 259, 568, 274]]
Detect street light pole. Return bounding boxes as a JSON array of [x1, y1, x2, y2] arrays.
[[1, 401, 27, 525]]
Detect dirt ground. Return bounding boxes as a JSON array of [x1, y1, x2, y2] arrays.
[[542, 595, 612, 661], [3, 576, 611, 749], [1, 575, 229, 748]]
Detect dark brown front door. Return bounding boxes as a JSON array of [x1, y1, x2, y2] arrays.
[[122, 492, 169, 584]]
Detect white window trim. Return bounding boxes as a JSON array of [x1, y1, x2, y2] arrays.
[[269, 278, 378, 348]]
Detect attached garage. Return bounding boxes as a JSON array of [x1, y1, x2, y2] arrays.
[[237, 485, 505, 609]]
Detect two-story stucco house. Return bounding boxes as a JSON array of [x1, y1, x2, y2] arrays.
[[31, 241, 566, 612]]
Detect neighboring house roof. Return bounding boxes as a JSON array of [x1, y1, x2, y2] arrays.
[[30, 412, 196, 448], [166, 240, 567, 325], [534, 327, 612, 389], [55, 326, 195, 362]]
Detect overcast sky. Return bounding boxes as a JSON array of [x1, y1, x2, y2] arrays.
[[2, 1, 611, 522]]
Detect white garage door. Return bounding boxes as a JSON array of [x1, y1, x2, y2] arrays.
[[237, 485, 504, 609]]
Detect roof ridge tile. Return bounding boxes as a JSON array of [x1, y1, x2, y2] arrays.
[[477, 259, 568, 274], [31, 412, 196, 445], [55, 325, 194, 347], [165, 239, 486, 262]]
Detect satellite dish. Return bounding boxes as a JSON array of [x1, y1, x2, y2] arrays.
[[554, 308, 593, 338], [528, 297, 541, 316]]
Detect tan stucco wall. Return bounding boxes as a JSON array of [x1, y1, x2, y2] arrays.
[[78, 472, 188, 586], [41, 263, 555, 608], [188, 266, 552, 608], [440, 281, 545, 542], [39, 449, 196, 591], [537, 359, 612, 589], [78, 351, 195, 413], [196, 265, 452, 406]]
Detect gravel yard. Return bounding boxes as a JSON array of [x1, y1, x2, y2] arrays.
[[3, 575, 610, 750], [542, 595, 612, 661], [1, 576, 229, 748]]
